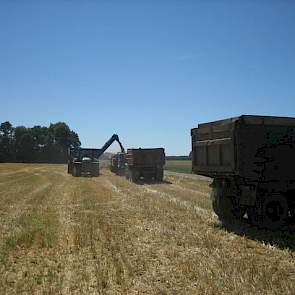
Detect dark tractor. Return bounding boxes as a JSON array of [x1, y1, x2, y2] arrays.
[[68, 134, 124, 177], [68, 148, 100, 177]]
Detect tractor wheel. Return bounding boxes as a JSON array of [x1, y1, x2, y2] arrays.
[[72, 166, 77, 177], [91, 166, 99, 177], [92, 170, 99, 177], [72, 166, 81, 177]]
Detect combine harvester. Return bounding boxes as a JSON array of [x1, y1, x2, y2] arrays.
[[68, 134, 124, 177], [191, 115, 295, 230]]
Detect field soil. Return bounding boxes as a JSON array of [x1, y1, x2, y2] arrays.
[[1, 164, 295, 294]]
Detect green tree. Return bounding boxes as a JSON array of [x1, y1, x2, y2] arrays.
[[31, 125, 49, 162], [0, 121, 80, 163], [69, 131, 81, 148], [48, 122, 81, 163], [14, 126, 34, 162], [0, 121, 14, 162]]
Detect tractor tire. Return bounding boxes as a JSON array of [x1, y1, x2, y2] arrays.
[[72, 166, 81, 177], [91, 167, 99, 177]]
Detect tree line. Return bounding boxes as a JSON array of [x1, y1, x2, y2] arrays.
[[166, 153, 192, 161], [0, 121, 81, 163]]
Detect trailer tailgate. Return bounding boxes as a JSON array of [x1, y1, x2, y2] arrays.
[[191, 118, 237, 176]]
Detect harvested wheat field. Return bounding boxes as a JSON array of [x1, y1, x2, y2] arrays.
[[0, 164, 295, 294]]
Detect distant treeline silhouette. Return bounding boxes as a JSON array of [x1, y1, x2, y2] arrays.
[[0, 121, 80, 163], [166, 153, 192, 161]]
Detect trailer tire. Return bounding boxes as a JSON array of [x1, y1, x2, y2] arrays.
[[247, 206, 260, 226], [156, 169, 163, 182], [131, 170, 139, 183], [125, 169, 130, 181], [212, 180, 245, 222], [248, 194, 289, 230], [129, 171, 134, 182], [261, 195, 288, 230], [289, 203, 295, 223], [126, 169, 137, 182]]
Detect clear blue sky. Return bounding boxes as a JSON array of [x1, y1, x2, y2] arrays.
[[0, 0, 295, 155]]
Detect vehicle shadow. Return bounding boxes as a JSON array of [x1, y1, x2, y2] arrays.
[[214, 218, 295, 251]]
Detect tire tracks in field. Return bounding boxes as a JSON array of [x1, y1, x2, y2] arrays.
[[26, 168, 80, 294], [0, 168, 70, 294], [0, 168, 52, 247], [143, 186, 215, 222], [101, 172, 217, 294], [58, 180, 76, 295], [3, 167, 295, 294], [0, 166, 67, 242], [0, 172, 36, 187], [0, 183, 51, 235], [170, 183, 209, 197], [86, 176, 146, 293], [58, 176, 118, 294], [60, 178, 102, 294], [0, 166, 49, 185], [104, 175, 215, 223], [0, 166, 29, 177], [91, 177, 134, 294]]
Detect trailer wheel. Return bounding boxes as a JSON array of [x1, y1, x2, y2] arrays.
[[131, 170, 139, 183], [248, 195, 289, 230], [247, 206, 260, 226], [261, 195, 288, 230], [125, 169, 130, 180], [156, 169, 163, 182], [129, 170, 134, 182], [289, 202, 295, 223], [126, 169, 136, 182], [212, 181, 245, 222]]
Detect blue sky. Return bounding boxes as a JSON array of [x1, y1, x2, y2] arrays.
[[0, 0, 295, 155]]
